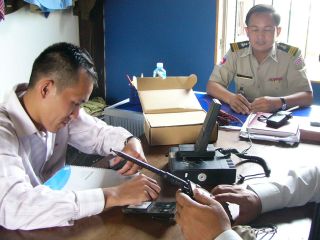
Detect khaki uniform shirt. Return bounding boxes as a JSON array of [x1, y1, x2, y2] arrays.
[[209, 41, 312, 102]]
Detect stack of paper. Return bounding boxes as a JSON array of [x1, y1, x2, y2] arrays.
[[295, 116, 320, 143], [44, 165, 133, 191], [240, 113, 300, 144]]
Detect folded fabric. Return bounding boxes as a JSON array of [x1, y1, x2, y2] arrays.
[[24, 0, 73, 12], [81, 97, 107, 117]]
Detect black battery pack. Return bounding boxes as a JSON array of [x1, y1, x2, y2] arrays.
[[266, 111, 292, 128]]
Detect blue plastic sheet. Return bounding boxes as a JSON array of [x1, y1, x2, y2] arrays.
[[24, 0, 73, 12]]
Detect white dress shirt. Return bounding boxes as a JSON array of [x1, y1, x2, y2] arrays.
[[0, 83, 132, 230], [216, 165, 320, 240], [249, 165, 320, 213]]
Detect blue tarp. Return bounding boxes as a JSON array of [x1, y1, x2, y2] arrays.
[[24, 0, 73, 12]]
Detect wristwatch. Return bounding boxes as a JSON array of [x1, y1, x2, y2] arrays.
[[280, 97, 287, 110], [124, 136, 141, 145]]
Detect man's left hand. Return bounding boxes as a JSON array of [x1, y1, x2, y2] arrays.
[[251, 97, 280, 113], [112, 137, 146, 176]]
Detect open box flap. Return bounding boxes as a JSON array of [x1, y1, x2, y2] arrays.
[[137, 74, 202, 113], [139, 89, 202, 113], [137, 74, 197, 91]]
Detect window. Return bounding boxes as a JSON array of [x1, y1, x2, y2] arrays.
[[216, 0, 320, 81]]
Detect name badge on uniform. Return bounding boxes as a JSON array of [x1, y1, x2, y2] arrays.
[[269, 77, 283, 82]]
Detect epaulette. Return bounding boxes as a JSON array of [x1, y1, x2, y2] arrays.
[[277, 43, 299, 57], [230, 41, 250, 52]]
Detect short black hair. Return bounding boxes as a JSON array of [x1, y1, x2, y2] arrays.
[[245, 4, 281, 26], [29, 42, 98, 91]]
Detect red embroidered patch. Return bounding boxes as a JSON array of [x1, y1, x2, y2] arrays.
[[219, 56, 227, 65], [294, 57, 303, 66], [269, 77, 283, 81]]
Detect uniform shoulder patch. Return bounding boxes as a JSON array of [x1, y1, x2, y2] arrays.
[[230, 41, 250, 52], [277, 43, 299, 57]]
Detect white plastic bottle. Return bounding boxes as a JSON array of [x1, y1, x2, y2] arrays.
[[153, 62, 166, 79]]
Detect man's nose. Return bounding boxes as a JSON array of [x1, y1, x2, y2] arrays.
[[70, 105, 80, 119], [255, 32, 266, 41]]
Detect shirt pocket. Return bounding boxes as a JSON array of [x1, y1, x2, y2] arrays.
[[235, 74, 255, 89]]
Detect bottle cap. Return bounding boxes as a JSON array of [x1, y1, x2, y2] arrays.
[[156, 62, 163, 68]]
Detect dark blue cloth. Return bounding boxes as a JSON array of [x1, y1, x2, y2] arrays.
[[114, 92, 315, 127]]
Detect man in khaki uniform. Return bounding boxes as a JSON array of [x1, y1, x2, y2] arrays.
[[207, 4, 313, 114]]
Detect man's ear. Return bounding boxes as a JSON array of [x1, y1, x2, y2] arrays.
[[245, 27, 249, 37], [276, 27, 281, 37], [39, 79, 54, 98]]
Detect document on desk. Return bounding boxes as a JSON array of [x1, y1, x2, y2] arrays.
[[240, 113, 300, 144], [44, 165, 132, 191], [295, 116, 320, 143]]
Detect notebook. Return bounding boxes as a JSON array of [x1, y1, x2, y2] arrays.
[[240, 113, 300, 144], [44, 165, 132, 191], [246, 112, 299, 137]]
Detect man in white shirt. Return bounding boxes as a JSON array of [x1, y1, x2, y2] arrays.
[[0, 42, 160, 230], [176, 166, 320, 239]]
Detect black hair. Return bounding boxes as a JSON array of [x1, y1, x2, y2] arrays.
[[29, 42, 98, 91], [245, 4, 281, 26]]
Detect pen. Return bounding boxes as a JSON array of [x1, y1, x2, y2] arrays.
[[286, 105, 299, 112], [238, 87, 245, 95], [126, 74, 134, 87]]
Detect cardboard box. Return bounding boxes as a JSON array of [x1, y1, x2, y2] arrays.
[[136, 74, 218, 145]]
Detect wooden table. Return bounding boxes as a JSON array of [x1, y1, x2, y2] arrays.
[[0, 130, 319, 240]]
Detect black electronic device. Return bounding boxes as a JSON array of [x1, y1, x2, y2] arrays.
[[176, 99, 221, 160], [110, 150, 235, 224], [168, 99, 237, 187], [266, 110, 292, 128], [122, 201, 176, 219], [168, 146, 236, 187], [110, 149, 194, 197], [111, 159, 127, 170]]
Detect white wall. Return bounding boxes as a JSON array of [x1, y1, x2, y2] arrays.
[[0, 7, 79, 102]]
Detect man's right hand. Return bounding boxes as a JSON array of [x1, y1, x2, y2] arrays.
[[102, 173, 161, 208], [207, 81, 251, 114], [176, 188, 231, 240], [228, 93, 251, 115], [211, 184, 262, 225]]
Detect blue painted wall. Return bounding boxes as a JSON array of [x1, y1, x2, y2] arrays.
[[313, 82, 320, 105], [104, 0, 216, 104]]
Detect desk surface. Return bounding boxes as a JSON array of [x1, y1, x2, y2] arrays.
[[111, 93, 320, 127], [0, 130, 319, 240]]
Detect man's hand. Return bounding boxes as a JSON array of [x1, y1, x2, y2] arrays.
[[251, 97, 280, 113], [228, 94, 251, 114], [112, 137, 146, 176], [211, 185, 262, 225], [175, 188, 231, 240], [103, 173, 160, 208]]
